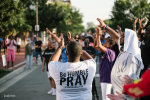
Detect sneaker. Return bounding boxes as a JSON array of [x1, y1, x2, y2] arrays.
[[52, 89, 56, 95], [47, 89, 53, 94]]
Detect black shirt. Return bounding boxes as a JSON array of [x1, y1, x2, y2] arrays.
[[43, 48, 55, 71], [35, 40, 42, 51], [80, 46, 96, 61], [140, 34, 150, 73]]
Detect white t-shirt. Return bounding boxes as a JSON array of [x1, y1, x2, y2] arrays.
[[17, 38, 21, 45], [48, 59, 96, 100]]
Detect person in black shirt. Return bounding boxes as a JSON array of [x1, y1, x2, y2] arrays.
[[42, 39, 56, 95], [138, 22, 150, 77], [34, 36, 43, 63]]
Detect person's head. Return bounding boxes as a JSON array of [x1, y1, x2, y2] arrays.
[[75, 34, 79, 39], [81, 36, 85, 41], [120, 32, 125, 46], [48, 39, 53, 49], [27, 38, 31, 44], [9, 35, 13, 40], [103, 38, 115, 49], [84, 38, 90, 47], [66, 41, 82, 62], [36, 36, 39, 41], [34, 35, 36, 38]]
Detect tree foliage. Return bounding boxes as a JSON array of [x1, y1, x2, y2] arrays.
[[0, 0, 32, 36], [104, 0, 150, 31]]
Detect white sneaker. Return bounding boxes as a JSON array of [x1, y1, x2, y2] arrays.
[[47, 89, 53, 94], [52, 91, 56, 96]]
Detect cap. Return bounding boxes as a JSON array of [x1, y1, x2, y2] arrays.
[[123, 69, 150, 97]]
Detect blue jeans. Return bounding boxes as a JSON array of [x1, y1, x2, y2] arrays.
[[26, 55, 33, 69], [35, 51, 43, 62]]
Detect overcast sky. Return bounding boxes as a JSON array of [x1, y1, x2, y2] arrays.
[[71, 0, 150, 29]]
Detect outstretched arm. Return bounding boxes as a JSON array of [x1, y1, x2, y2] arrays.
[[93, 27, 106, 53], [49, 38, 64, 62], [137, 18, 145, 36], [46, 28, 61, 43], [97, 18, 120, 44], [133, 18, 138, 32], [117, 25, 123, 36]]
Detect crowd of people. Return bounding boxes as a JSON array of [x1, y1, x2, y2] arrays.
[[44, 17, 150, 100], [0, 17, 150, 100]]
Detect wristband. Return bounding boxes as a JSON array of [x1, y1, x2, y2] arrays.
[[103, 25, 108, 29], [58, 46, 63, 50]]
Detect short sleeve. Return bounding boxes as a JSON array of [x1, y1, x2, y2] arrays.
[[104, 48, 116, 62], [83, 59, 96, 70], [48, 61, 62, 78]]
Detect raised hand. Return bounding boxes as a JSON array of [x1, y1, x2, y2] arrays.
[[97, 18, 106, 28], [139, 18, 145, 29], [46, 28, 52, 34], [67, 31, 75, 42], [46, 28, 61, 44], [96, 26, 102, 36], [123, 75, 134, 85], [59, 38, 64, 47], [117, 25, 121, 30], [67, 31, 71, 39], [134, 18, 138, 25]]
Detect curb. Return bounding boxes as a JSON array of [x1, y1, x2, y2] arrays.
[[0, 65, 25, 84]]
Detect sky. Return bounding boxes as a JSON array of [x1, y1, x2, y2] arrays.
[[71, 0, 150, 29], [71, 0, 115, 29]]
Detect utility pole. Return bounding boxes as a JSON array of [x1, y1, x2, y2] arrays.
[[36, 1, 39, 36]]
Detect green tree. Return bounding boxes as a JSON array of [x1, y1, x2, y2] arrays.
[[87, 22, 95, 29], [105, 0, 150, 31], [0, 0, 31, 37]]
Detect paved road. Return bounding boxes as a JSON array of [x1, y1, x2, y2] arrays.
[[0, 62, 104, 100]]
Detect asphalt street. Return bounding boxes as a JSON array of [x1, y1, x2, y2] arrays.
[[0, 62, 106, 100]]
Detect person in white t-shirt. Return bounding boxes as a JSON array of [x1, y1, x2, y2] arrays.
[[16, 37, 21, 52], [46, 28, 96, 100]]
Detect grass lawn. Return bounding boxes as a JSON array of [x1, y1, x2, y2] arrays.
[[0, 69, 12, 78]]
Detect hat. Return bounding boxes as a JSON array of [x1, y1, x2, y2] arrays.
[[123, 69, 150, 97]]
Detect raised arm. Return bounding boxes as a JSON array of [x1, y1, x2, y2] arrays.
[[49, 38, 64, 62], [46, 28, 61, 43], [67, 31, 93, 61], [117, 25, 123, 36], [137, 18, 145, 36], [80, 50, 93, 60], [133, 18, 138, 32], [93, 27, 106, 53], [97, 18, 120, 44]]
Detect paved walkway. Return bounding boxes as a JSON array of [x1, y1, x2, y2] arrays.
[[0, 61, 104, 100]]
